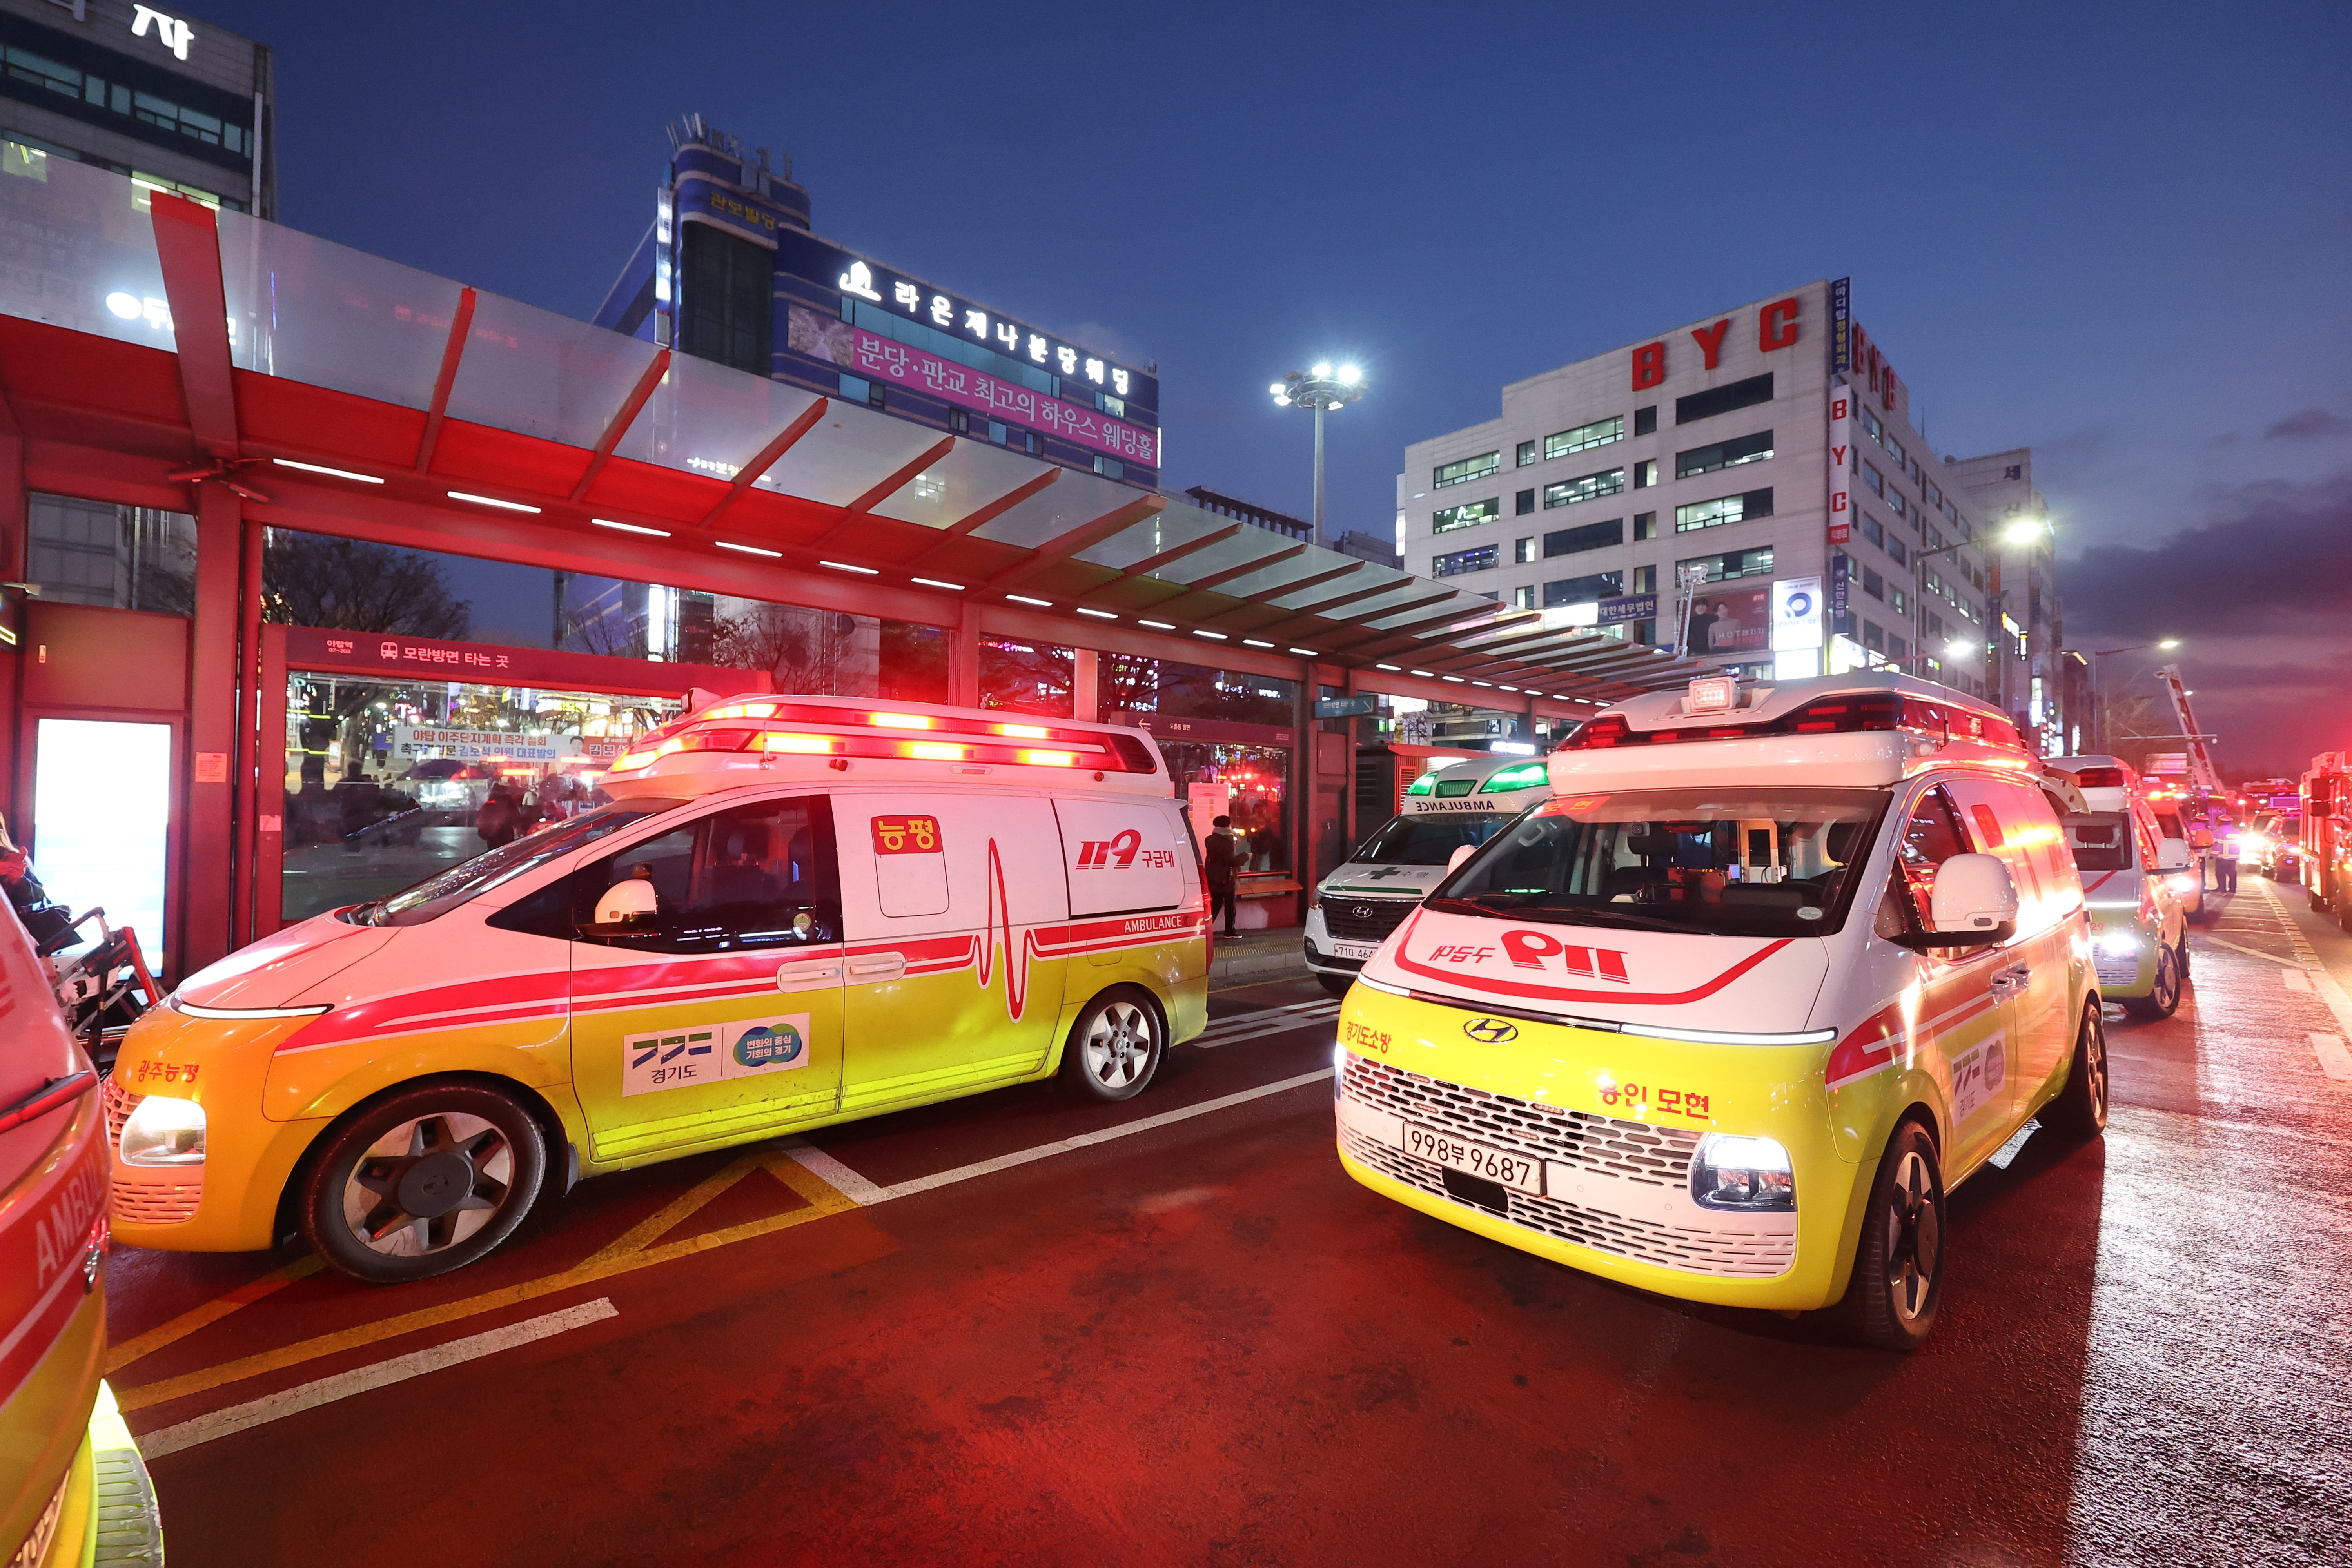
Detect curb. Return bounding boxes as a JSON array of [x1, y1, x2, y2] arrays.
[[1209, 943, 1310, 988]]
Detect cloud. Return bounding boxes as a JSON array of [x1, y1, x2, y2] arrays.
[[2264, 407, 2352, 440], [2061, 469, 2352, 642]]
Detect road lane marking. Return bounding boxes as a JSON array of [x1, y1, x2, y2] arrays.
[[116, 1173, 855, 1417], [2249, 877, 2324, 965], [105, 1255, 327, 1376], [2283, 969, 2313, 991], [777, 1139, 889, 1205], [138, 1299, 618, 1460], [582, 1151, 766, 1267], [2202, 935, 2301, 967], [2309, 1034, 2352, 1082], [828, 1068, 1336, 1203]]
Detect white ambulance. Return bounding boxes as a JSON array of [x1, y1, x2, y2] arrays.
[[1336, 673, 2102, 1350], [1303, 755, 1555, 996], [105, 696, 1208, 1282], [2044, 755, 2194, 1017]]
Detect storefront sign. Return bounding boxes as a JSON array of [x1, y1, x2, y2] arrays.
[[1598, 592, 1657, 626], [1313, 694, 1379, 718], [390, 726, 573, 764], [828, 325, 1160, 466], [283, 626, 755, 699], [1827, 380, 1854, 544], [1113, 711, 1295, 748], [1829, 276, 1852, 374], [1683, 586, 1768, 656], [1771, 577, 1824, 652]]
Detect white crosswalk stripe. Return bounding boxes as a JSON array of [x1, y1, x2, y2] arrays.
[[1188, 1000, 1340, 1049]]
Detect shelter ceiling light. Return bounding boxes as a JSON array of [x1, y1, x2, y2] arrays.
[[1006, 593, 1053, 607], [715, 540, 782, 558], [912, 577, 965, 591], [274, 458, 381, 484], [1242, 639, 1276, 648], [820, 559, 878, 575], [1076, 607, 1118, 620], [1193, 629, 1229, 640], [1289, 647, 1318, 657], [1376, 664, 1401, 672], [1138, 619, 1176, 630], [592, 518, 670, 537], [447, 490, 540, 514]]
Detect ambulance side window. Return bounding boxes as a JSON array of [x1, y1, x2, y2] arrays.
[[1888, 786, 1969, 927]]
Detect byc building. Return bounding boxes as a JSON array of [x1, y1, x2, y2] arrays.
[[1399, 281, 2049, 719]]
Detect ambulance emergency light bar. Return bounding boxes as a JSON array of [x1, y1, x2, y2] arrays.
[[1561, 687, 2025, 754], [608, 699, 1160, 776]]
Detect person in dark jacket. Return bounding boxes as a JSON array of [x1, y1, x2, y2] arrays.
[[476, 783, 519, 849], [1206, 814, 1242, 937]]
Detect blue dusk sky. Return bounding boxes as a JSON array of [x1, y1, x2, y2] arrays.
[[202, 0, 2352, 773]]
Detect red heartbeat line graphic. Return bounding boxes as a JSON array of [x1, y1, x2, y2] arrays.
[[976, 837, 1036, 1022]]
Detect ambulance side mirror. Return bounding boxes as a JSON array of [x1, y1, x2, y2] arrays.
[[592, 879, 661, 927], [1897, 853, 2017, 949], [2156, 838, 2192, 873], [1446, 844, 1477, 873]]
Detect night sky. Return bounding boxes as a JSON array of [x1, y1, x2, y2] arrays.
[[201, 0, 2352, 775]]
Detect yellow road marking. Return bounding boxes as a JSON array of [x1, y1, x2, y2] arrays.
[[105, 1255, 327, 1375], [117, 1160, 857, 1417], [580, 1152, 765, 1267]]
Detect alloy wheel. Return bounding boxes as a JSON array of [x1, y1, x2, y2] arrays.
[[340, 1112, 514, 1257], [1081, 1001, 1156, 1091], [1883, 1149, 1941, 1325]]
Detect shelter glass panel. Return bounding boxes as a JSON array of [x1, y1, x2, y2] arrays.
[[218, 208, 466, 406]]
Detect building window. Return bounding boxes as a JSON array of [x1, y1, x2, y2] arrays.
[[28, 492, 195, 612], [1926, 482, 1943, 511], [1633, 511, 1657, 542], [1433, 498, 1501, 534], [1674, 547, 1773, 583], [1675, 429, 1774, 479], [1514, 536, 1537, 564], [1859, 514, 1884, 548], [1433, 452, 1501, 488], [1633, 405, 1658, 436], [1674, 373, 1773, 425], [1631, 564, 1658, 594], [1888, 489, 1908, 520], [680, 223, 775, 376], [1512, 584, 1535, 610], [1515, 439, 1536, 467], [1884, 533, 1907, 567], [1863, 464, 1887, 497], [1861, 407, 1884, 441], [1544, 416, 1624, 461], [1673, 489, 1773, 533], [1889, 586, 1909, 614], [1543, 517, 1624, 557], [948, 408, 970, 435], [1862, 567, 1884, 599], [1096, 391, 1125, 416], [1632, 459, 1658, 489], [0, 43, 254, 163], [1093, 455, 1124, 480], [1515, 488, 1535, 515], [1433, 546, 1497, 577], [1542, 571, 1623, 608], [1543, 468, 1625, 508], [1863, 621, 1884, 652], [1886, 436, 1907, 469]]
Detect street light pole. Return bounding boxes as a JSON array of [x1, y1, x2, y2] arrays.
[[1273, 363, 1365, 547]]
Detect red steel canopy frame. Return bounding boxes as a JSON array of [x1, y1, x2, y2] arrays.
[[0, 165, 1713, 975]]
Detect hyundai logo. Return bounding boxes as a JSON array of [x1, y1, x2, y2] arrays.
[[1463, 1017, 1519, 1044], [1352, 905, 1375, 920]]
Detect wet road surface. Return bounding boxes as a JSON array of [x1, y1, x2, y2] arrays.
[[106, 885, 2352, 1566]]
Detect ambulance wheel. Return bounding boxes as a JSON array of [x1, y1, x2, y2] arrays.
[[299, 1080, 548, 1284], [2045, 1003, 2110, 1141], [1841, 1121, 1945, 1353], [2174, 934, 2191, 979], [2124, 944, 2182, 1020], [1317, 974, 1355, 999], [1064, 987, 1164, 1102]]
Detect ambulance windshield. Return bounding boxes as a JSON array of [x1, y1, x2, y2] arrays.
[[1353, 814, 1510, 866], [1425, 788, 1890, 939], [356, 799, 685, 927], [2063, 813, 2134, 872]]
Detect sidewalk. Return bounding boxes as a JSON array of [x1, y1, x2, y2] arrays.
[[1208, 928, 1311, 988]]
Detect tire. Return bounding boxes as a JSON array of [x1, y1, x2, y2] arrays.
[[1839, 1120, 1946, 1352], [1062, 987, 1165, 1102], [298, 1080, 548, 1284], [1316, 973, 1355, 999], [2123, 942, 2182, 1020], [2174, 934, 2191, 980], [2045, 1003, 2110, 1140]]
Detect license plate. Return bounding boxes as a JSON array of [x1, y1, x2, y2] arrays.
[[1332, 941, 1377, 961], [1404, 1123, 1543, 1196]]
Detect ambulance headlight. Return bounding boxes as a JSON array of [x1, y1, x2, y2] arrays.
[[1690, 1133, 1794, 1211], [2167, 874, 2200, 895], [2098, 929, 2142, 958], [120, 1095, 206, 1167]]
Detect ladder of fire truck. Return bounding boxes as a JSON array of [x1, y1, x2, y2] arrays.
[[2154, 663, 2225, 798]]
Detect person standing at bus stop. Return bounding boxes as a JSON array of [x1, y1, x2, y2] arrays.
[[1206, 814, 1242, 938]]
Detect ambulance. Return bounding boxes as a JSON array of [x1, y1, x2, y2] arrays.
[[1304, 754, 1555, 996], [3, 904, 162, 1565], [1334, 673, 2102, 1351], [104, 696, 1207, 1283], [2044, 755, 2194, 1019]]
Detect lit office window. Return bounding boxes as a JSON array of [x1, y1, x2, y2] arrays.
[[1544, 416, 1624, 461], [1433, 452, 1501, 489], [1673, 489, 1774, 533], [1543, 468, 1624, 508]]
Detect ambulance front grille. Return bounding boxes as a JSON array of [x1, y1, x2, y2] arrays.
[[1341, 1128, 1795, 1279], [1343, 1054, 1699, 1188], [1320, 897, 1419, 945], [102, 1075, 138, 1149]]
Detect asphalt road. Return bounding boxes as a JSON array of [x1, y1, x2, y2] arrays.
[[106, 883, 2352, 1567]]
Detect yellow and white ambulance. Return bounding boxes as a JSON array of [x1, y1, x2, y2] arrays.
[[105, 696, 1208, 1282], [2045, 755, 2193, 1019], [1304, 754, 1554, 996], [1334, 673, 2102, 1350]]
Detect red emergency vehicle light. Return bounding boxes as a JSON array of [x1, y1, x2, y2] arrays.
[[1560, 691, 2023, 753], [2068, 766, 2130, 789], [610, 702, 1159, 776]]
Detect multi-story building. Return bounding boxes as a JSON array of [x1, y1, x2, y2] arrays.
[[1943, 447, 2067, 751], [0, 0, 274, 215], [1397, 281, 2030, 704]]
